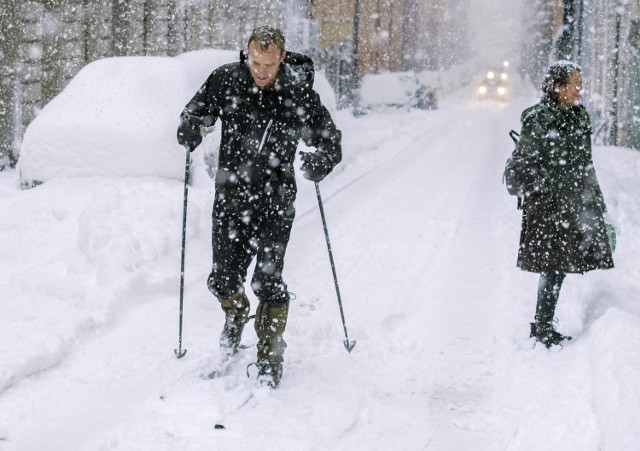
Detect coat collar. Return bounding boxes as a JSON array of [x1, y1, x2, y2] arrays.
[[540, 95, 591, 132], [238, 50, 315, 92]]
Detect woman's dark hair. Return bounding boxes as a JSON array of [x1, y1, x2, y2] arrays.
[[248, 26, 286, 53], [541, 60, 581, 102]]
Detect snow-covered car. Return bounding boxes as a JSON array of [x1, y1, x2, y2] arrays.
[[416, 84, 438, 110], [355, 71, 438, 114], [17, 49, 338, 186], [477, 69, 509, 101]]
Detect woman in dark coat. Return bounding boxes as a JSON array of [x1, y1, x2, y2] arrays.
[[514, 61, 614, 348]]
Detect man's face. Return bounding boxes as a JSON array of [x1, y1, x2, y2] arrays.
[[248, 41, 285, 89]]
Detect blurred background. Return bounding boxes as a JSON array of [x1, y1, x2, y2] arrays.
[[1, 0, 639, 168]]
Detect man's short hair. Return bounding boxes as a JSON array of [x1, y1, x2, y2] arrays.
[[248, 26, 286, 53]]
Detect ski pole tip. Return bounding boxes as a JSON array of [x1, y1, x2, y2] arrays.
[[174, 348, 187, 359], [344, 340, 356, 353]]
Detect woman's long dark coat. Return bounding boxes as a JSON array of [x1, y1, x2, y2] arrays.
[[514, 96, 614, 274]]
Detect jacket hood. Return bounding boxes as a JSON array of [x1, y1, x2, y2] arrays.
[[239, 50, 315, 89], [522, 96, 590, 130]]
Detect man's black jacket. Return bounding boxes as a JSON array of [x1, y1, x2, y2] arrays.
[[180, 51, 342, 211]]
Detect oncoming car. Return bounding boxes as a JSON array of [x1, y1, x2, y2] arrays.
[[478, 69, 508, 101]]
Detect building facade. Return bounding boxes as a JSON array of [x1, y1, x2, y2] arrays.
[[579, 0, 640, 149], [526, 0, 640, 150]]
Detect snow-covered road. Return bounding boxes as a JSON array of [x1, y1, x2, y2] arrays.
[[2, 80, 640, 450]]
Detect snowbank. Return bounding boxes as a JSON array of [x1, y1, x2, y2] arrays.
[[590, 308, 640, 449]]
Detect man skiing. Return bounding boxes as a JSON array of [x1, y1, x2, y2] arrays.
[[177, 26, 342, 388]]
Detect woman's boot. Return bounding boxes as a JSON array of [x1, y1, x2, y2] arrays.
[[530, 322, 571, 348], [530, 273, 571, 348]]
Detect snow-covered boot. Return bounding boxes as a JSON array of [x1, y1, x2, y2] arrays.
[[530, 321, 571, 348], [531, 273, 571, 348], [219, 291, 250, 354], [254, 301, 289, 388]]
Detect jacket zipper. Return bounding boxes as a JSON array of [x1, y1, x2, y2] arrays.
[[258, 119, 273, 153]]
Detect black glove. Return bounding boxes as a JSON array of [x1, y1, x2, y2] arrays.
[[525, 177, 551, 198], [300, 151, 331, 182], [177, 115, 204, 152]]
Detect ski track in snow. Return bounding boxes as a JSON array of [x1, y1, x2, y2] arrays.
[[2, 80, 640, 450]]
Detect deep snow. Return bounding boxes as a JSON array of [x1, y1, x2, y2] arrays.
[[1, 51, 640, 450]]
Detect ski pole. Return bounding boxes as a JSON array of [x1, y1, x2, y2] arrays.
[[174, 145, 191, 359], [314, 182, 356, 353]]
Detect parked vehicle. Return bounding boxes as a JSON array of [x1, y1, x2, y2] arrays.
[[416, 84, 438, 110], [354, 71, 438, 114]]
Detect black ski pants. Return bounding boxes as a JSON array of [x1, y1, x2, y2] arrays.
[[207, 190, 294, 305]]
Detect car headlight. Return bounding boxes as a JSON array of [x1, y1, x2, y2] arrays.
[[486, 71, 495, 79], [501, 73, 508, 80], [478, 86, 487, 94], [497, 87, 506, 95]]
